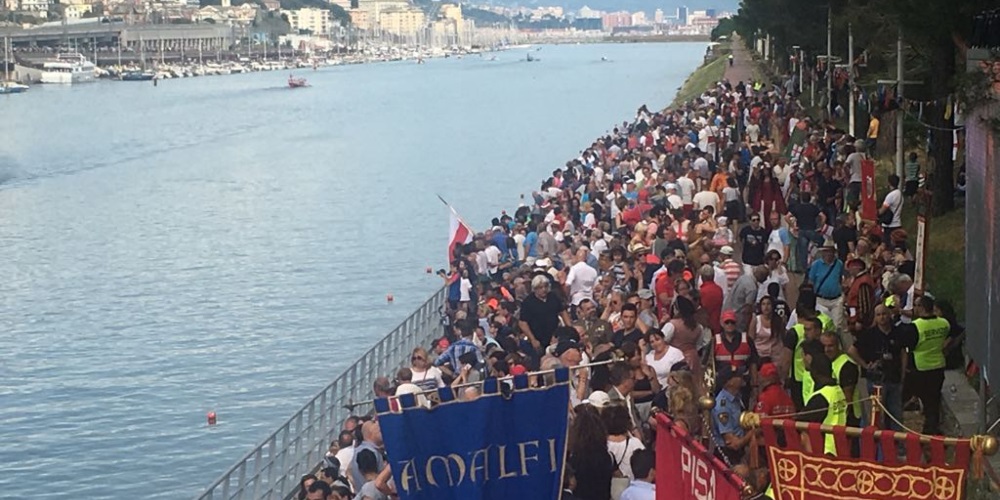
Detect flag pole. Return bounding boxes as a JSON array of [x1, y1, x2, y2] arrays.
[[437, 193, 476, 234]]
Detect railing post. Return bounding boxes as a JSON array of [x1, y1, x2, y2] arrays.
[[198, 287, 447, 500], [266, 437, 277, 498]]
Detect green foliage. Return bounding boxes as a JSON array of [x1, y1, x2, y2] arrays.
[[711, 17, 736, 41], [461, 5, 509, 27]]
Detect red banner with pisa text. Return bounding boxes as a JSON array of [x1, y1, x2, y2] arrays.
[[760, 418, 970, 500], [655, 414, 744, 500]]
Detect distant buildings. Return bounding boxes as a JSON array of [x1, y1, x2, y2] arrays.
[[600, 11, 630, 31], [282, 7, 333, 35], [377, 6, 424, 37]]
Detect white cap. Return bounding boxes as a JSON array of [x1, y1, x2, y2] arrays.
[[586, 391, 611, 408], [720, 245, 735, 256]]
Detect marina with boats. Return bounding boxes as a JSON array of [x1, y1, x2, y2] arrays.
[[1, 40, 524, 86]]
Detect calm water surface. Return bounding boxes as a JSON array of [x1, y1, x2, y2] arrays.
[[0, 42, 706, 498]]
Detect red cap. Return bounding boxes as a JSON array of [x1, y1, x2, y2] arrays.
[[721, 310, 738, 323], [510, 365, 527, 376], [760, 363, 778, 378]]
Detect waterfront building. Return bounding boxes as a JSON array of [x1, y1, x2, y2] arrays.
[[119, 24, 235, 53], [378, 7, 425, 38], [654, 8, 663, 24], [577, 6, 600, 19], [630, 11, 646, 26], [601, 11, 631, 31], [18, 0, 51, 13], [677, 5, 688, 25], [283, 7, 333, 35], [63, 3, 93, 18], [348, 8, 371, 30]]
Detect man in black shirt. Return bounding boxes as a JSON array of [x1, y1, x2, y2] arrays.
[[739, 213, 769, 268], [849, 304, 914, 431], [612, 303, 644, 347], [831, 214, 858, 262], [518, 274, 571, 354], [816, 165, 842, 226], [788, 193, 824, 272]]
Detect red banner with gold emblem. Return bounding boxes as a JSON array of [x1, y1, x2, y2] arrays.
[[760, 418, 971, 500], [655, 414, 745, 500], [766, 447, 965, 499]]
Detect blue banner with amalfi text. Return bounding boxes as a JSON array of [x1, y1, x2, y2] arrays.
[[374, 369, 570, 500]]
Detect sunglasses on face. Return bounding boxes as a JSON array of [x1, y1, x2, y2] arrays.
[[724, 320, 736, 325], [412, 356, 424, 361]]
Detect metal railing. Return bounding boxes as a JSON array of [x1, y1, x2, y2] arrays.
[[196, 286, 448, 500]]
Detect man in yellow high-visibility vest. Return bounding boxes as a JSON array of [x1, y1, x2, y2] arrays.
[[900, 295, 950, 435], [821, 331, 861, 428], [798, 349, 847, 456]]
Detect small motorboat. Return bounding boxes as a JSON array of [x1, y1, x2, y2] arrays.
[[288, 75, 308, 88], [0, 81, 29, 94], [121, 70, 155, 81]]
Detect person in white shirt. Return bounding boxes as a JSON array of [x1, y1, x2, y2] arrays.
[[746, 120, 761, 144], [692, 189, 720, 213], [676, 170, 696, 208], [880, 174, 904, 231], [664, 184, 684, 210], [565, 247, 598, 306]]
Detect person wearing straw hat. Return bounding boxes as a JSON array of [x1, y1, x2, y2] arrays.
[[807, 241, 846, 346]]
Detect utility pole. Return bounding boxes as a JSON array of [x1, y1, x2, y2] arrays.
[[848, 23, 855, 136], [826, 4, 832, 118], [877, 33, 918, 179], [895, 31, 903, 178]]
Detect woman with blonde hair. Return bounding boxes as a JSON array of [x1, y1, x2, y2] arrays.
[[408, 347, 444, 392]]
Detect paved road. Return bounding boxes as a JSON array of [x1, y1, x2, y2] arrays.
[[724, 35, 755, 85]]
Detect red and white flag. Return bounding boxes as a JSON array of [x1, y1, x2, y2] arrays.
[[441, 195, 473, 263]]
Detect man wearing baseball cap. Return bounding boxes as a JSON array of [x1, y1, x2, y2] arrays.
[[754, 363, 794, 417], [713, 309, 760, 403]]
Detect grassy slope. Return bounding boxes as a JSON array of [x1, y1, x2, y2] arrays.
[[873, 160, 966, 318], [670, 55, 727, 109]]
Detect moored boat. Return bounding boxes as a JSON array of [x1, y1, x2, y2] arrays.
[[0, 81, 29, 94], [121, 70, 155, 81], [40, 53, 96, 84]]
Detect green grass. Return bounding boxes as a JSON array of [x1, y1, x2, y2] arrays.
[[670, 55, 727, 108], [873, 159, 965, 319]]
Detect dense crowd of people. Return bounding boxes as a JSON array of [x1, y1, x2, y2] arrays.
[[297, 58, 967, 500]]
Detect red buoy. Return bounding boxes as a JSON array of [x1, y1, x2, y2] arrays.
[[386, 294, 394, 303], [425, 267, 433, 274], [207, 411, 217, 425]]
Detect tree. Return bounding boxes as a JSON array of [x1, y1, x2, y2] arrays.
[[732, 0, 996, 214]]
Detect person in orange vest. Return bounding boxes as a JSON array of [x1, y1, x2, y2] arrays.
[[714, 310, 760, 404], [844, 258, 876, 335]]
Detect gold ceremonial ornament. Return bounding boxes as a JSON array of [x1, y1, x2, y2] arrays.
[[698, 395, 715, 411], [971, 435, 999, 456], [739, 411, 761, 430]]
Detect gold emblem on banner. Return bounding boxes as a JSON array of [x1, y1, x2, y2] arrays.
[[767, 447, 965, 500]]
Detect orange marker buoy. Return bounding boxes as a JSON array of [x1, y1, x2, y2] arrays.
[[386, 294, 394, 303], [207, 411, 217, 425]]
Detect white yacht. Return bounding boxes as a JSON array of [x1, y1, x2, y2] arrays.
[[40, 53, 97, 84]]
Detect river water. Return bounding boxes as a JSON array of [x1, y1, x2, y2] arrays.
[[0, 42, 705, 498]]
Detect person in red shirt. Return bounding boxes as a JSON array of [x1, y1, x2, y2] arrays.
[[698, 264, 724, 335], [754, 363, 794, 416]]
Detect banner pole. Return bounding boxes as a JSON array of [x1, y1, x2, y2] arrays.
[[345, 356, 626, 412]]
